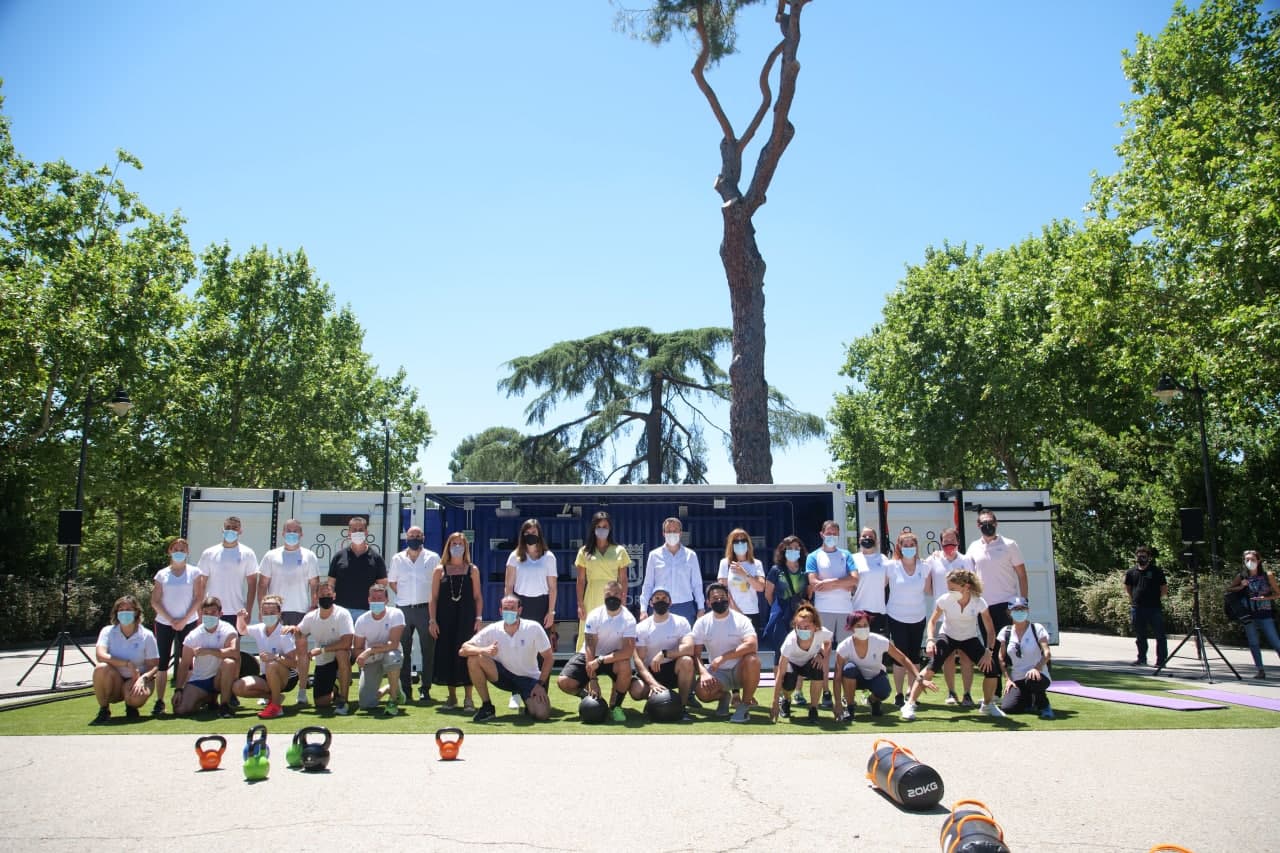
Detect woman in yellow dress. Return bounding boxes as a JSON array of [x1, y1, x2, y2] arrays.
[[574, 511, 630, 642]]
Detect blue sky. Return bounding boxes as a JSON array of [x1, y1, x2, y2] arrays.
[[0, 1, 1180, 486]]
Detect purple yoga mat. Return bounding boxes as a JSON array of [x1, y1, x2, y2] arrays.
[[1169, 689, 1280, 712], [1048, 680, 1226, 711]]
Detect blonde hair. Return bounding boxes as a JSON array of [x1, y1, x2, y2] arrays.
[[724, 528, 755, 563], [792, 603, 822, 632], [946, 568, 983, 594]]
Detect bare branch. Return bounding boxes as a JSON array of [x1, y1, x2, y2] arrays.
[[692, 1, 738, 145], [739, 41, 785, 153], [744, 0, 810, 213]]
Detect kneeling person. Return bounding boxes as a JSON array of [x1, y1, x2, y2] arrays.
[[556, 580, 636, 722], [295, 579, 354, 714], [173, 597, 240, 718], [233, 594, 300, 720], [461, 595, 554, 722], [683, 582, 761, 723], [632, 586, 695, 711], [354, 584, 405, 715]]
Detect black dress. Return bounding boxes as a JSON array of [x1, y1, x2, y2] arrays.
[[433, 564, 476, 688]]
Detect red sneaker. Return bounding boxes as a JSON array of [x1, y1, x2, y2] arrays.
[[257, 702, 284, 719]]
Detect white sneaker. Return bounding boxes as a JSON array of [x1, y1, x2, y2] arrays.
[[980, 701, 1007, 718], [900, 701, 917, 721], [296, 691, 309, 707], [508, 694, 522, 710]]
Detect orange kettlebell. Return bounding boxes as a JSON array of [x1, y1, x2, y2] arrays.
[[195, 735, 227, 771], [435, 727, 464, 761]]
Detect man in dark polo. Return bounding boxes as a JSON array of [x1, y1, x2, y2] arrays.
[[329, 516, 388, 624]]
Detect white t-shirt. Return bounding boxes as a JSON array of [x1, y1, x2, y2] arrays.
[[354, 607, 406, 650], [717, 557, 765, 615], [581, 605, 637, 656], [183, 620, 239, 681], [885, 560, 928, 623], [850, 552, 888, 614], [258, 546, 319, 613], [836, 632, 892, 678], [689, 610, 755, 670], [198, 543, 259, 615], [806, 548, 854, 614], [998, 622, 1051, 681], [468, 619, 552, 679], [298, 606, 355, 666], [388, 548, 440, 606], [967, 536, 1025, 605], [926, 552, 975, 607], [505, 550, 558, 598], [245, 623, 296, 674], [935, 592, 989, 641], [96, 624, 159, 675], [778, 627, 833, 667], [634, 613, 692, 655], [152, 565, 203, 627]]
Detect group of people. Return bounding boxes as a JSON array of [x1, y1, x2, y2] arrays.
[[93, 508, 1064, 726]]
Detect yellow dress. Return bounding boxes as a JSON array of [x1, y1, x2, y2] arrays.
[[574, 544, 631, 645]]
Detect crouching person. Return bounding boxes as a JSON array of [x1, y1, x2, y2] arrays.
[[232, 594, 300, 719], [294, 579, 354, 714], [92, 596, 160, 723], [461, 595, 554, 722], [354, 583, 405, 715], [173, 596, 240, 718], [556, 580, 637, 722]]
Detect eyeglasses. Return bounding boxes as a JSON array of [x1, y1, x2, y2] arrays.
[[733, 539, 748, 545]]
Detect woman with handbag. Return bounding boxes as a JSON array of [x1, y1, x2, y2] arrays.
[[1227, 550, 1280, 679]]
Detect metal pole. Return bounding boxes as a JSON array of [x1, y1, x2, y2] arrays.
[[382, 419, 391, 555], [1192, 373, 1217, 573], [68, 392, 92, 578]]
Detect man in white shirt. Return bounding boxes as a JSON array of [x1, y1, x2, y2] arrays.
[[460, 595, 554, 722], [680, 582, 761, 723], [172, 596, 240, 718], [294, 579, 355, 715], [556, 580, 637, 722], [388, 525, 438, 703], [353, 584, 405, 715], [966, 510, 1028, 698], [232, 594, 300, 719], [198, 516, 260, 626], [632, 585, 695, 715], [639, 518, 704, 623], [257, 518, 318, 706], [805, 520, 858, 708]]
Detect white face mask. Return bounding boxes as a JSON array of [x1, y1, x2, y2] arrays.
[[350, 532, 367, 545], [1245, 560, 1259, 572], [852, 627, 870, 641], [665, 532, 681, 547]]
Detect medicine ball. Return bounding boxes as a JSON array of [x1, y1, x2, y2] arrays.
[[578, 694, 609, 724], [645, 689, 684, 723]]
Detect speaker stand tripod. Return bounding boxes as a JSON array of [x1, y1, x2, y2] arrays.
[[1153, 551, 1241, 683], [17, 550, 95, 691]]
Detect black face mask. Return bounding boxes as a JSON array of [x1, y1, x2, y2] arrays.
[[979, 522, 997, 537], [522, 534, 540, 547], [604, 596, 623, 612], [859, 537, 876, 549], [1136, 555, 1150, 567], [406, 539, 424, 551], [318, 596, 334, 610], [710, 600, 730, 615], [651, 600, 670, 615]]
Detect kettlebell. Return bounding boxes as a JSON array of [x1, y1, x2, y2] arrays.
[[298, 726, 332, 771], [242, 724, 270, 781], [435, 727, 464, 761], [242, 724, 270, 761], [286, 730, 305, 769], [195, 735, 226, 771]]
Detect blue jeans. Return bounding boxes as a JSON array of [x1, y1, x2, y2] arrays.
[[1243, 615, 1280, 668], [1131, 606, 1167, 663]]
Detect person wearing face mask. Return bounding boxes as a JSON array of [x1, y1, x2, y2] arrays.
[[389, 524, 440, 703], [901, 569, 1000, 721], [150, 536, 206, 716], [173, 596, 241, 718], [294, 579, 355, 714], [769, 604, 829, 723], [995, 596, 1054, 719], [505, 518, 558, 631], [1123, 545, 1168, 668], [91, 596, 160, 724], [556, 580, 638, 722], [966, 510, 1027, 699], [430, 532, 484, 710], [682, 582, 762, 723], [329, 516, 388, 624], [632, 585, 696, 715], [196, 516, 259, 629], [850, 527, 890, 637], [574, 511, 631, 644], [257, 519, 319, 706], [833, 610, 928, 723], [885, 531, 928, 707], [717, 528, 767, 633], [232, 594, 300, 719], [763, 535, 812, 656], [805, 520, 858, 709], [354, 584, 406, 715], [462, 595, 554, 722], [1227, 550, 1280, 678], [640, 517, 704, 623], [924, 527, 976, 707]]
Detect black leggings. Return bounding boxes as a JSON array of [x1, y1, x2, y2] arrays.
[[155, 620, 196, 674]]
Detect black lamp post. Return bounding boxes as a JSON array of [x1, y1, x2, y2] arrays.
[[1153, 373, 1217, 572], [382, 417, 391, 557]]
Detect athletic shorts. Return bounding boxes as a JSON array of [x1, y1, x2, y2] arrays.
[[888, 616, 926, 663], [713, 666, 747, 692], [651, 658, 682, 690], [282, 611, 306, 627], [313, 660, 339, 698], [561, 652, 627, 686], [186, 677, 216, 695], [928, 634, 988, 672], [493, 661, 541, 699], [780, 657, 826, 691]]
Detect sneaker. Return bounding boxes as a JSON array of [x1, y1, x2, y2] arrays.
[[611, 705, 626, 722], [152, 699, 165, 717], [473, 702, 496, 722], [258, 702, 284, 720], [819, 690, 833, 710], [441, 697, 458, 710], [681, 711, 694, 722], [419, 690, 432, 703], [979, 701, 1007, 718], [1040, 707, 1055, 720], [730, 703, 750, 723], [228, 696, 241, 709], [900, 701, 917, 721], [462, 698, 476, 713], [125, 705, 140, 720], [807, 706, 819, 723], [295, 691, 310, 707], [945, 692, 959, 706], [384, 700, 399, 716], [779, 698, 791, 719], [870, 698, 883, 717], [1257, 669, 1267, 680], [333, 701, 350, 716], [217, 703, 235, 719], [685, 695, 702, 709], [792, 690, 807, 706], [509, 694, 522, 710], [1131, 658, 1148, 666], [961, 693, 976, 709], [715, 695, 732, 717], [1153, 659, 1168, 669], [894, 692, 905, 708], [93, 706, 111, 724], [839, 706, 853, 723], [257, 698, 268, 707]]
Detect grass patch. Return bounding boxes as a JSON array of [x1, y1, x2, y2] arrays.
[[1, 665, 1276, 736]]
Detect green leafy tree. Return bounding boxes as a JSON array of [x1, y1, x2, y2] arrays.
[[500, 326, 822, 484], [615, 0, 818, 483], [448, 427, 583, 484]]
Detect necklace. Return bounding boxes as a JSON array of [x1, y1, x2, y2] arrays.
[[447, 566, 467, 602]]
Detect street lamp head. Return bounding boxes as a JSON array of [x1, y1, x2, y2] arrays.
[[105, 387, 133, 418], [1153, 374, 1183, 404]]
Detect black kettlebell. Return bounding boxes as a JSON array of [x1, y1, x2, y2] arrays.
[[578, 693, 609, 724], [298, 725, 332, 771]]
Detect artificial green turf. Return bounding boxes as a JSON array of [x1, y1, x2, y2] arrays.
[[1, 665, 1276, 736]]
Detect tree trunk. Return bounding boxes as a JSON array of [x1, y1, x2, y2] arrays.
[[723, 208, 773, 484], [646, 342, 664, 483]]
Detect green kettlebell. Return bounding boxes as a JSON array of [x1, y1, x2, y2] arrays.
[[244, 752, 270, 781], [286, 729, 305, 769], [243, 724, 270, 781]]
